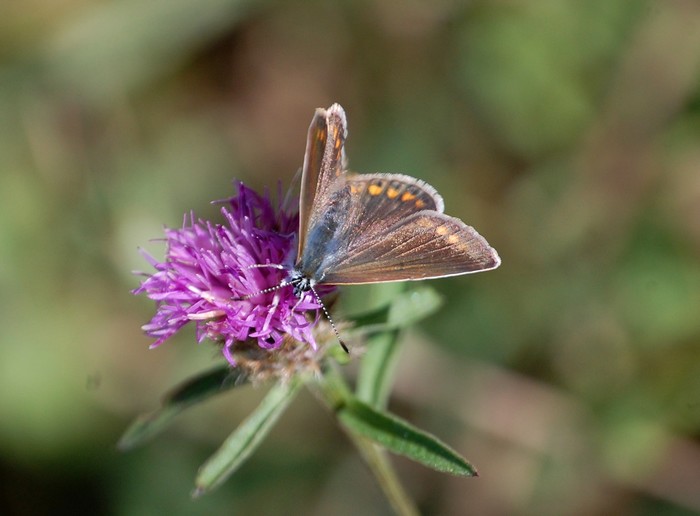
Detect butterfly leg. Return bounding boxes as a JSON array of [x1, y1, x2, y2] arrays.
[[291, 293, 308, 312]]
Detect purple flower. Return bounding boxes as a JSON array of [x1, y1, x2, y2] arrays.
[[134, 182, 333, 365]]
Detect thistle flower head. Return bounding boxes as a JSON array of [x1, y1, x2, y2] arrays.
[[134, 183, 334, 367]]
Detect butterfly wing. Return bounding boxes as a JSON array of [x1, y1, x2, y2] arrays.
[[309, 176, 500, 285], [298, 104, 347, 257], [321, 211, 500, 284], [342, 173, 444, 236]]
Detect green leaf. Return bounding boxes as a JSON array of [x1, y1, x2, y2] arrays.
[[349, 286, 443, 333], [337, 398, 477, 477], [118, 364, 242, 451], [356, 330, 401, 408], [353, 287, 441, 409], [193, 378, 302, 496]]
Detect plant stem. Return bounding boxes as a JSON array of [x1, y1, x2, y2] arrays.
[[312, 364, 420, 516]]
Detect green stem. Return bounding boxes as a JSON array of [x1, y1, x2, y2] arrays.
[[311, 364, 420, 516]]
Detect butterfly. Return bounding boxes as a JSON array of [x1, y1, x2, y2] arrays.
[[285, 104, 500, 342], [243, 104, 500, 351]]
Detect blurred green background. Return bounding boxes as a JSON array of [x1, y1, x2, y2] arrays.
[[2, 0, 700, 514]]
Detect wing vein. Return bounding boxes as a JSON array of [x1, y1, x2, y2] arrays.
[[333, 230, 426, 268]]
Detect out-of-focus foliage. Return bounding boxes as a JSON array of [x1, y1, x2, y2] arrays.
[[1, 0, 700, 514]]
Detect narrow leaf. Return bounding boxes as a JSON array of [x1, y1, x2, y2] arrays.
[[337, 398, 477, 477], [118, 364, 242, 451], [349, 286, 443, 333], [356, 329, 401, 408], [355, 287, 441, 408], [194, 378, 302, 496]]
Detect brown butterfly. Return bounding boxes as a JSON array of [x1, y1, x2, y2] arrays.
[[240, 104, 500, 351], [288, 103, 500, 301]]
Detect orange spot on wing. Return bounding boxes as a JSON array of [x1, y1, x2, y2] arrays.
[[387, 187, 399, 199], [368, 184, 383, 196], [415, 199, 426, 209], [401, 192, 416, 201]]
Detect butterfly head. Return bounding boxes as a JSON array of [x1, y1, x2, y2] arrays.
[[288, 268, 315, 298]]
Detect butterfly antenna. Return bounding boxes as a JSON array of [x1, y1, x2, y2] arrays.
[[231, 282, 290, 301], [233, 264, 348, 353], [232, 264, 288, 301], [309, 285, 348, 354]]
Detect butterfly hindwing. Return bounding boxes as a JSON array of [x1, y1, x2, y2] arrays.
[[341, 173, 444, 238]]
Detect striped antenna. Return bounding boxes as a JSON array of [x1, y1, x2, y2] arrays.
[[309, 285, 348, 353], [233, 264, 348, 353]]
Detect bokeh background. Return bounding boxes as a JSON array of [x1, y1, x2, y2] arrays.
[[2, 0, 700, 514]]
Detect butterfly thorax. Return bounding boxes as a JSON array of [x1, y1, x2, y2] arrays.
[[293, 187, 349, 290]]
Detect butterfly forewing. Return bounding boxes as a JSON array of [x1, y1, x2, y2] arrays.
[[298, 109, 327, 256], [318, 211, 500, 285], [297, 104, 347, 259]]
